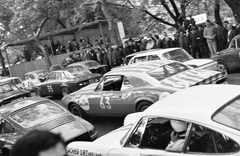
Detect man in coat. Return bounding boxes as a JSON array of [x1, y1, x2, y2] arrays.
[[227, 23, 237, 47]]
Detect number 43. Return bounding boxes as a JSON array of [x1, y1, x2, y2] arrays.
[[100, 96, 111, 109]]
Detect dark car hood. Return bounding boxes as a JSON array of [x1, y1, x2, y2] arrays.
[[88, 65, 107, 70], [74, 73, 101, 82], [0, 90, 29, 103]]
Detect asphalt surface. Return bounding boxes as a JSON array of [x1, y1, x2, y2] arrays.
[[40, 72, 240, 139]]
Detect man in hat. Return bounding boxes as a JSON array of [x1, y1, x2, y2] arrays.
[[214, 21, 227, 51], [189, 27, 199, 58]]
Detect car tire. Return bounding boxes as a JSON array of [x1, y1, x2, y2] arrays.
[[62, 87, 71, 96], [35, 88, 43, 97], [70, 103, 89, 120], [217, 60, 229, 73], [136, 101, 152, 112]]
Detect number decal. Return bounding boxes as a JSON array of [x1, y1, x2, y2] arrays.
[[100, 96, 111, 109], [78, 95, 90, 111], [47, 85, 53, 92]]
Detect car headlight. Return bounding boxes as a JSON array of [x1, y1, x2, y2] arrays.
[[159, 92, 171, 100], [79, 81, 89, 86]]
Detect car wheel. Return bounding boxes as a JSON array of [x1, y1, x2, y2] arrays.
[[217, 60, 229, 73], [137, 101, 152, 112], [62, 87, 71, 96], [35, 88, 43, 97], [70, 103, 89, 120]]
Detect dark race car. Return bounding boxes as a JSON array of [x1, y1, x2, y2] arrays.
[[0, 97, 97, 156], [212, 35, 240, 72], [67, 60, 108, 75], [0, 80, 31, 106], [34, 66, 101, 97]]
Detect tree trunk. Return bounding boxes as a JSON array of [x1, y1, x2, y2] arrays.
[[214, 0, 222, 26], [224, 0, 240, 20], [0, 51, 7, 76], [100, 0, 121, 45]]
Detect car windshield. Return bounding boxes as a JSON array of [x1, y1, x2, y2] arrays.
[[147, 62, 189, 81], [37, 71, 48, 78], [162, 49, 193, 62], [65, 67, 90, 78], [10, 101, 65, 128], [84, 61, 100, 68], [0, 82, 19, 94], [213, 98, 240, 131]]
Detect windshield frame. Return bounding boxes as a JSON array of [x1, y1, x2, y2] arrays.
[[212, 95, 240, 131], [9, 101, 66, 128]]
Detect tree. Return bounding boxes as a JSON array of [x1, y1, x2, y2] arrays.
[[215, 0, 222, 26], [224, 0, 240, 20]]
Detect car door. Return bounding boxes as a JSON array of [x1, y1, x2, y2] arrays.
[[89, 75, 127, 115], [0, 118, 15, 151], [148, 54, 161, 61], [50, 72, 65, 94], [41, 72, 57, 95], [226, 37, 240, 69]]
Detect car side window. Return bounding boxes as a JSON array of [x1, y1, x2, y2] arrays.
[[134, 56, 147, 63], [102, 75, 123, 91], [48, 73, 57, 80], [0, 119, 14, 134], [148, 55, 160, 61], [186, 124, 239, 153], [121, 77, 133, 91], [56, 72, 62, 79], [236, 38, 240, 49]]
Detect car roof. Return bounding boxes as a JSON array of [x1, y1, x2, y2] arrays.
[[143, 85, 240, 123], [0, 97, 49, 117], [69, 60, 98, 66], [25, 70, 47, 75], [108, 60, 176, 75], [126, 48, 181, 58]]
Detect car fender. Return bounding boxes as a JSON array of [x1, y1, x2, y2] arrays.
[[135, 96, 156, 105], [60, 83, 70, 89]]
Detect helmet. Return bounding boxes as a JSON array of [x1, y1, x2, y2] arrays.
[[170, 120, 188, 132]]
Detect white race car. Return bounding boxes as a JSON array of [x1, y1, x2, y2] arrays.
[[67, 85, 240, 156]]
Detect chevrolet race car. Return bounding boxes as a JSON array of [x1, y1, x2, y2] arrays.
[[67, 85, 240, 156], [34, 66, 101, 97], [125, 48, 220, 71], [0, 97, 97, 156], [62, 60, 227, 119]]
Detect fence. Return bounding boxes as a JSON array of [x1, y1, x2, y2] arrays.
[[9, 53, 69, 79]]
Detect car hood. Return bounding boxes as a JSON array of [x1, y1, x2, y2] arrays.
[[88, 65, 108, 70], [74, 73, 101, 81], [184, 59, 214, 67], [159, 69, 226, 91], [0, 90, 29, 102], [67, 125, 132, 154], [36, 115, 88, 142]]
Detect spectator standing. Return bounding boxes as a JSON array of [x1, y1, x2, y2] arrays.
[[146, 38, 156, 50], [102, 48, 110, 70], [189, 27, 199, 58], [177, 21, 185, 33], [173, 33, 179, 47], [215, 22, 227, 51], [99, 35, 104, 45], [204, 20, 217, 57], [162, 32, 174, 48], [79, 38, 87, 50], [223, 21, 229, 35], [117, 46, 125, 65], [123, 41, 130, 56], [59, 43, 66, 54], [178, 31, 189, 52], [197, 25, 209, 58], [67, 41, 74, 52], [154, 35, 162, 48], [23, 46, 31, 62], [128, 39, 134, 54], [236, 19, 240, 35], [72, 40, 80, 51], [132, 40, 140, 52], [140, 37, 148, 51], [111, 46, 118, 67], [105, 34, 111, 44], [226, 23, 237, 47], [89, 49, 98, 62], [11, 130, 66, 156]]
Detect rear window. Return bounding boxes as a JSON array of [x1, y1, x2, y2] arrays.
[[213, 98, 240, 131], [162, 49, 193, 62], [147, 62, 188, 81], [10, 102, 65, 128]]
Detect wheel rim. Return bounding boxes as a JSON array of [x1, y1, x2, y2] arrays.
[[62, 88, 69, 96], [71, 106, 81, 117], [140, 105, 149, 112], [218, 63, 226, 72]]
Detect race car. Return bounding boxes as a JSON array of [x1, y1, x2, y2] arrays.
[[34, 66, 101, 97], [67, 60, 108, 75], [62, 60, 227, 119], [212, 35, 240, 72], [125, 48, 220, 71], [0, 97, 97, 156], [67, 85, 240, 156], [23, 70, 48, 91]]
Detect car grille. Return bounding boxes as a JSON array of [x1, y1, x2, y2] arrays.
[[65, 132, 91, 145], [216, 77, 228, 84]]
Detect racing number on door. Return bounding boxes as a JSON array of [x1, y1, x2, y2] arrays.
[[100, 96, 111, 109], [47, 85, 53, 92]]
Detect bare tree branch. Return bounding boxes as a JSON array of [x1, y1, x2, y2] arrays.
[[56, 18, 66, 28], [0, 31, 5, 45], [144, 10, 176, 27], [169, 0, 180, 17], [126, 0, 135, 8], [34, 17, 48, 38], [161, 0, 177, 21]]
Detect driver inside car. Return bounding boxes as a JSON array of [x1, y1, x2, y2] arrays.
[[165, 120, 188, 152]]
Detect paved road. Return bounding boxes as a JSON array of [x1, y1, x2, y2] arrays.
[[44, 72, 240, 139]]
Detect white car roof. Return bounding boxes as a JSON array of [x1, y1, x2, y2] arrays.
[[143, 85, 240, 123]]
